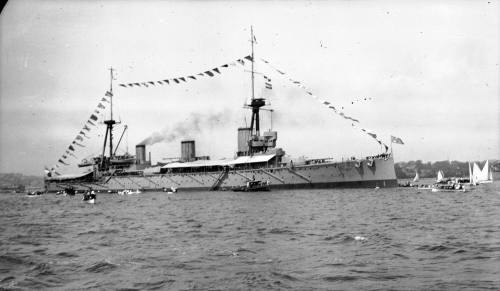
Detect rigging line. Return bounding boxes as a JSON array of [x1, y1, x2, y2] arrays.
[[259, 57, 361, 122], [259, 57, 389, 150]]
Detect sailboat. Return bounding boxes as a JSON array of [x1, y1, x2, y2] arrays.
[[436, 170, 445, 182], [476, 160, 493, 184], [469, 162, 473, 183], [472, 162, 481, 185], [413, 171, 420, 183]]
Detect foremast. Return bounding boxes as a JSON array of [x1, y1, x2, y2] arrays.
[[100, 68, 120, 170]]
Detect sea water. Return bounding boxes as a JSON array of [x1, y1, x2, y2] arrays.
[[1, 183, 499, 290]]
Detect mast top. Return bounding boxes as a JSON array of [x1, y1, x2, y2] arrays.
[[250, 26, 255, 101], [109, 67, 114, 121]]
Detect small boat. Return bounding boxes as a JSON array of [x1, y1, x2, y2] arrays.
[[110, 154, 136, 165], [26, 190, 44, 197], [232, 180, 270, 192], [82, 191, 96, 203], [431, 179, 470, 192], [474, 160, 493, 184], [413, 171, 420, 183], [63, 187, 76, 196], [163, 187, 177, 194], [118, 189, 141, 195], [398, 171, 419, 187], [431, 187, 469, 193], [436, 170, 445, 182]]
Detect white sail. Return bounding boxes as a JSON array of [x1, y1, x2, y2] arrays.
[[413, 171, 420, 182], [437, 170, 444, 182], [477, 160, 492, 184], [468, 162, 472, 182], [472, 162, 482, 184]]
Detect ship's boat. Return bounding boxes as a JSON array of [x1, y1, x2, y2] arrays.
[[110, 156, 136, 165], [117, 189, 128, 195], [431, 181, 469, 192], [163, 187, 177, 194], [431, 187, 469, 193], [82, 191, 96, 203], [118, 189, 141, 195], [232, 180, 270, 192], [78, 159, 94, 168], [26, 190, 44, 197], [63, 187, 76, 196], [44, 29, 398, 193]]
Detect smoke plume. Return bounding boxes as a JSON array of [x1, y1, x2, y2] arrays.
[[139, 110, 232, 146]]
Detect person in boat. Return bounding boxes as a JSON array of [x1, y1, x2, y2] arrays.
[[83, 189, 96, 201]]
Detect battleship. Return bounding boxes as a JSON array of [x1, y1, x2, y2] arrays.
[[44, 29, 397, 192]]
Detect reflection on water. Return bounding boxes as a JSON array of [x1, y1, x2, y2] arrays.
[[1, 183, 500, 290]]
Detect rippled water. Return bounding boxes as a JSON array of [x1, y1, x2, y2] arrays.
[[1, 183, 500, 290]]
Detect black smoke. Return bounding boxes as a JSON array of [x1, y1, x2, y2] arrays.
[[139, 110, 232, 146]]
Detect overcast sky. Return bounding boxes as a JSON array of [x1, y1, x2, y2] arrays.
[[1, 0, 498, 175]]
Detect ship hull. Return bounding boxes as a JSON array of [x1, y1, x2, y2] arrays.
[[45, 156, 397, 192]]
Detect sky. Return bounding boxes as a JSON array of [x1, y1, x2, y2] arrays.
[[0, 0, 499, 175]]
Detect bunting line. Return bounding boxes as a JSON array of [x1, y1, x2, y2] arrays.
[[260, 58, 389, 152], [263, 75, 272, 90], [117, 55, 252, 89], [54, 91, 110, 170]]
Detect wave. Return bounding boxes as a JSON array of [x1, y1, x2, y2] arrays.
[[323, 275, 360, 282], [268, 228, 296, 235], [0, 276, 15, 285], [236, 248, 257, 254], [85, 261, 118, 273], [29, 263, 55, 276], [270, 271, 299, 281], [77, 228, 120, 236], [133, 279, 175, 290], [0, 254, 32, 273], [323, 233, 367, 243], [56, 251, 79, 258], [416, 244, 453, 252], [393, 253, 410, 259]]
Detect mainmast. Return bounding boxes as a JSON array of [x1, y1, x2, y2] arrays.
[[251, 26, 255, 101], [239, 27, 278, 157], [110, 67, 114, 121], [248, 26, 265, 138]]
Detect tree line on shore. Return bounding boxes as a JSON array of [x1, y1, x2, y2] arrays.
[[394, 160, 499, 179], [0, 173, 43, 191]]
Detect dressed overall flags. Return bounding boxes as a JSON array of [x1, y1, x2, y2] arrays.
[[391, 135, 404, 145]]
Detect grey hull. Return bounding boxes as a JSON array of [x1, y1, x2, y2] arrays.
[[45, 156, 397, 192]]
